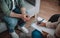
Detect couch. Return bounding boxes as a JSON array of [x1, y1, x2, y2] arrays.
[[0, 0, 40, 33]]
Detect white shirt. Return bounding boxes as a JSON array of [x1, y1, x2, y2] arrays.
[[12, 0, 15, 10]]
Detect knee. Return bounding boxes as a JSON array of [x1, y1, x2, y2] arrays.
[[7, 20, 18, 28], [32, 29, 43, 38], [9, 21, 17, 26]]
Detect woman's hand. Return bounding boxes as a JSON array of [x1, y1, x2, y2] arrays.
[[39, 22, 46, 27]]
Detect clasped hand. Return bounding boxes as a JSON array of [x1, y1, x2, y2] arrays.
[[21, 13, 30, 22]]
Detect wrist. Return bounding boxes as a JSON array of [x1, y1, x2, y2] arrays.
[[17, 14, 23, 18]]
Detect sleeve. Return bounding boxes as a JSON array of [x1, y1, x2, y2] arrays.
[[0, 0, 11, 16], [46, 22, 58, 29]]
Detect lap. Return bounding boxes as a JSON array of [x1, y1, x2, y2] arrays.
[[3, 16, 25, 26], [3, 16, 18, 25], [3, 7, 25, 26]]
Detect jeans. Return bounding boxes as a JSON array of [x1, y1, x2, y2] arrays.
[[3, 7, 26, 33]]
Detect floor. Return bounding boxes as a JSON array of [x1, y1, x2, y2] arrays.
[[0, 0, 60, 38], [39, 0, 60, 20]]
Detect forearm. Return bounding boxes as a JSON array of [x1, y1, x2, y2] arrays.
[[21, 7, 26, 14], [10, 11, 22, 18], [20, 0, 26, 14]]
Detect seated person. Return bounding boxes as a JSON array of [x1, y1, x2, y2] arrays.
[[39, 17, 60, 38], [0, 0, 30, 38]]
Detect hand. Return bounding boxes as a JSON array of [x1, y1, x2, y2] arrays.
[[21, 14, 30, 21], [39, 22, 46, 27], [24, 15, 30, 21], [21, 7, 30, 21]]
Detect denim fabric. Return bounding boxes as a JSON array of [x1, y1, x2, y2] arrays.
[[32, 29, 43, 38], [4, 7, 26, 33], [13, 6, 21, 14]]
